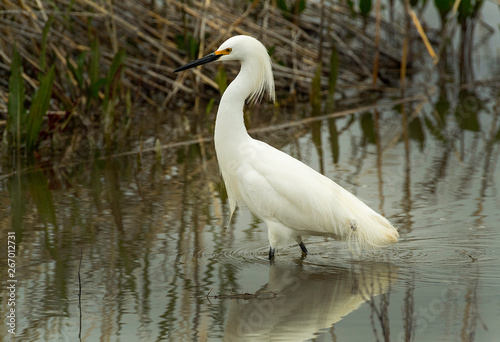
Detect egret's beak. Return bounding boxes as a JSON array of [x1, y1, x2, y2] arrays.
[[174, 52, 222, 72]]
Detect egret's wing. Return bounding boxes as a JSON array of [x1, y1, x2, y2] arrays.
[[236, 139, 398, 247], [236, 140, 347, 233]]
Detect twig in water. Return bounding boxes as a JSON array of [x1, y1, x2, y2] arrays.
[[78, 250, 83, 341], [207, 290, 277, 300], [206, 288, 214, 304], [461, 250, 476, 262]]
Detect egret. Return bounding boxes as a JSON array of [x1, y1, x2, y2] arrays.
[[174, 35, 399, 260]]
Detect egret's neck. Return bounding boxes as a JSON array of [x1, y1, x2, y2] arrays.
[[214, 63, 257, 155]]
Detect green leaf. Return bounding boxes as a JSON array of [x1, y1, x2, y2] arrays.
[[26, 65, 55, 152], [175, 34, 200, 60], [174, 34, 185, 50], [105, 49, 126, 97], [327, 44, 338, 112], [359, 0, 372, 16], [206, 98, 215, 116], [102, 49, 126, 147], [89, 37, 100, 98], [296, 0, 307, 14], [7, 46, 27, 147], [188, 36, 199, 60], [89, 78, 107, 99], [67, 53, 84, 88], [68, 51, 86, 88], [434, 0, 454, 18], [40, 16, 54, 72], [267, 46, 276, 57], [276, 0, 288, 12], [346, 0, 355, 15]]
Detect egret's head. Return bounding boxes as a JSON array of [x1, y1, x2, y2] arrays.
[[214, 35, 263, 62], [174, 35, 275, 103]]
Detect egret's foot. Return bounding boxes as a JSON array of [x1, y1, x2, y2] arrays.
[[298, 242, 308, 255], [269, 247, 275, 260]]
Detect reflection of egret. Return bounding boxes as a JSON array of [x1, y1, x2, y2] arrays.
[[223, 263, 397, 341], [175, 36, 399, 259]]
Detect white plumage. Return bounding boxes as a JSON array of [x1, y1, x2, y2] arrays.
[[175, 35, 399, 259]]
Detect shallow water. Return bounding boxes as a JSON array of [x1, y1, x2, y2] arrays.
[[1, 87, 499, 341]]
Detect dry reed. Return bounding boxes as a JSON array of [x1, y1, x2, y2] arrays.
[[0, 0, 409, 114]]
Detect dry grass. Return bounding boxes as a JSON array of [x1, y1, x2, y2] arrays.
[[0, 0, 408, 114]]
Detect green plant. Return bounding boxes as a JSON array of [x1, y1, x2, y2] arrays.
[[175, 34, 200, 60], [26, 66, 56, 152], [458, 0, 483, 23], [326, 45, 339, 112], [67, 52, 87, 91], [102, 49, 127, 147], [5, 46, 26, 153], [345, 0, 372, 17], [65, 37, 128, 148], [276, 0, 307, 21], [359, 0, 372, 16], [3, 47, 55, 156], [89, 37, 105, 104], [310, 63, 322, 116], [434, 0, 454, 21], [40, 16, 54, 73]]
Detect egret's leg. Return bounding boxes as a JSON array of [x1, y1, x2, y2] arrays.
[[298, 242, 308, 255], [269, 247, 276, 260], [266, 220, 280, 260]]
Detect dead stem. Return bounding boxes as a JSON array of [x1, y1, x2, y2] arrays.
[[0, 0, 413, 113]]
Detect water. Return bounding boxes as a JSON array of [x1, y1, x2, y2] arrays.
[[1, 91, 499, 340], [2, 4, 500, 342]]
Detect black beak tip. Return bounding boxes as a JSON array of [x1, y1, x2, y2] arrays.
[[173, 52, 221, 73]]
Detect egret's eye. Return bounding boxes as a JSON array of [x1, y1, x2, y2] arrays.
[[214, 48, 232, 56]]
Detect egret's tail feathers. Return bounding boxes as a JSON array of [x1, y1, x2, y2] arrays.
[[345, 214, 399, 254]]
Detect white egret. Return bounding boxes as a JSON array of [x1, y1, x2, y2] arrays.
[[174, 35, 399, 259]]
